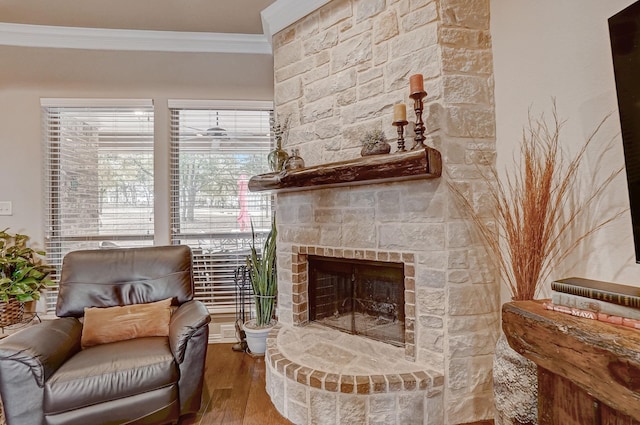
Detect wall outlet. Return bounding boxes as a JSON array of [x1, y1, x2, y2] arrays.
[[0, 201, 12, 216]]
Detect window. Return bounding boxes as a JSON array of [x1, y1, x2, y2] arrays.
[[42, 99, 154, 313], [169, 101, 273, 314]]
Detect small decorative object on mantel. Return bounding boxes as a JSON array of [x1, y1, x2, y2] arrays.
[[284, 148, 305, 170], [360, 129, 391, 156], [267, 116, 290, 172], [409, 73, 428, 150], [392, 104, 408, 152]]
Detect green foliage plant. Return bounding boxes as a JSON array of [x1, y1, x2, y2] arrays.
[[361, 129, 386, 149], [0, 229, 53, 302], [247, 219, 277, 327]]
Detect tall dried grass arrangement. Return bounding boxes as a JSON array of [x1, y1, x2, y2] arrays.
[[452, 102, 625, 301]]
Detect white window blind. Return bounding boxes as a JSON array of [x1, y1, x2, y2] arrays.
[[42, 100, 154, 313], [169, 104, 273, 314]]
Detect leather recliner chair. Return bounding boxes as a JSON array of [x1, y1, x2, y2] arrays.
[[0, 245, 211, 425]]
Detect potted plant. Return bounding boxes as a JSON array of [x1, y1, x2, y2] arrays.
[[243, 218, 277, 355], [360, 129, 391, 156], [450, 102, 624, 425], [0, 229, 53, 326]]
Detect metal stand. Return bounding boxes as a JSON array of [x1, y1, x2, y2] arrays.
[[233, 265, 251, 352], [392, 120, 408, 151]]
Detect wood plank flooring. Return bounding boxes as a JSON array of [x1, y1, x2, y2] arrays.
[[178, 343, 293, 425]]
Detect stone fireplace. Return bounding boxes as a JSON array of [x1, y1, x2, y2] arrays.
[[264, 0, 500, 424]]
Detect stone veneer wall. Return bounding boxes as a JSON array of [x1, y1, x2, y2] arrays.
[[272, 0, 499, 423]]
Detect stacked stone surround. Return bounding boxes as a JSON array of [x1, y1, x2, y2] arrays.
[[271, 0, 499, 424]]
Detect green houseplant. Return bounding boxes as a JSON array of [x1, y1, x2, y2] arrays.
[[243, 219, 277, 355], [360, 129, 391, 156], [0, 229, 53, 325]]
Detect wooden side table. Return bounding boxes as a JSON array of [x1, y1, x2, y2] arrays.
[[502, 300, 640, 425]]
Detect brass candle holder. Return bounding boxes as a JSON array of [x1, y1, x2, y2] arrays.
[[392, 120, 408, 151], [410, 90, 427, 150]]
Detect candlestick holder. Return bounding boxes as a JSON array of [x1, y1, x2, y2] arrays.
[[410, 90, 427, 150], [392, 120, 408, 152]]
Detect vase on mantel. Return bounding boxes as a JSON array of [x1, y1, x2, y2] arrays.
[[268, 139, 289, 172], [284, 148, 305, 170], [493, 331, 538, 425]]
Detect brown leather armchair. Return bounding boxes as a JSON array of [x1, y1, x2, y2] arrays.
[[0, 245, 211, 425]]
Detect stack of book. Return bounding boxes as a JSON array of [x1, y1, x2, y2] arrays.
[[545, 277, 640, 329]]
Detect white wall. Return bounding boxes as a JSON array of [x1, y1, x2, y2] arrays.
[[0, 47, 273, 249], [491, 0, 640, 289], [0, 90, 45, 243]]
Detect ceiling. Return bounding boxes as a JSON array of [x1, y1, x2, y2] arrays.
[[0, 0, 277, 34]]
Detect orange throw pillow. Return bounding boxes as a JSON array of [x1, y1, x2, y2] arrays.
[[81, 298, 172, 348]]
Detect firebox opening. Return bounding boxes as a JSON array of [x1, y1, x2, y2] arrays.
[[308, 255, 405, 347]]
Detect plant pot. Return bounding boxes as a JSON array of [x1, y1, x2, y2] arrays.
[[0, 298, 24, 327], [361, 141, 391, 156], [243, 319, 276, 355], [493, 332, 538, 425]]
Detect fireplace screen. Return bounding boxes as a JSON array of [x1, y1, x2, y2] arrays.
[[308, 256, 405, 346]]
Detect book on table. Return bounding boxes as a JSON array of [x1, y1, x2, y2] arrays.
[[551, 291, 640, 320], [551, 277, 640, 309]]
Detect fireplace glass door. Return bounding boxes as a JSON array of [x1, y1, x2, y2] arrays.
[[308, 256, 405, 346]]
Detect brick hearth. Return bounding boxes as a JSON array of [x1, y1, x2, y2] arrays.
[[265, 323, 444, 424]]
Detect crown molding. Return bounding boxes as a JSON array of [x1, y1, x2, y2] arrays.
[[260, 0, 331, 43], [0, 22, 271, 54], [0, 0, 331, 54]]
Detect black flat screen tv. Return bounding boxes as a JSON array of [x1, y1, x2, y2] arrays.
[[609, 1, 640, 263]]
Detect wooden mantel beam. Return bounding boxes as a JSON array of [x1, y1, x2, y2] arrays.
[[248, 147, 442, 192], [502, 300, 640, 420]]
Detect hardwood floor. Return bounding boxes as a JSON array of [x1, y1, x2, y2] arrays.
[[178, 343, 293, 425]]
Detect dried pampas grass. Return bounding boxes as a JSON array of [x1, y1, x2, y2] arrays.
[[452, 101, 625, 301]]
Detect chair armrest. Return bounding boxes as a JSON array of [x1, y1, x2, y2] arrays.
[[0, 317, 82, 424], [0, 317, 82, 387], [169, 300, 211, 363]]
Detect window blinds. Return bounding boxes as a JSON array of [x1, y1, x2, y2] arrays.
[[169, 105, 273, 314], [42, 100, 154, 313]]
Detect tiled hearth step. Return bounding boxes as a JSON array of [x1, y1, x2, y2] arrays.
[[268, 350, 436, 394], [265, 324, 444, 424]]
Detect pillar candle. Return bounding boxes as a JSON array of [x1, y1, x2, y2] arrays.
[[409, 73, 424, 93], [393, 104, 407, 122]]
